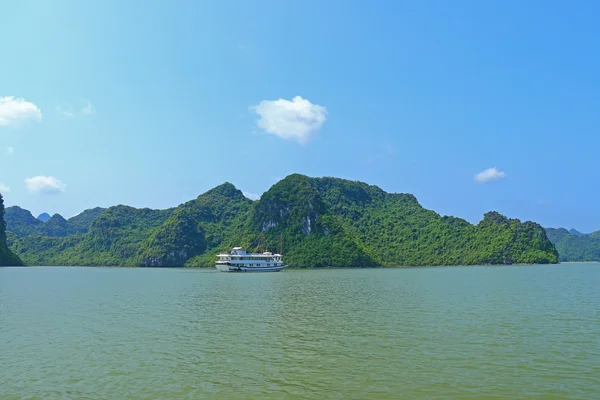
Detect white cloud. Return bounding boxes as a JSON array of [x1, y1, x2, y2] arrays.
[[56, 104, 74, 118], [81, 99, 95, 115], [243, 191, 261, 200], [0, 96, 42, 126], [7, 146, 14, 154], [475, 167, 507, 183], [25, 176, 66, 195], [0, 183, 10, 193], [251, 96, 327, 144]]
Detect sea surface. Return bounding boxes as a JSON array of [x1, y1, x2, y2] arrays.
[[1, 264, 599, 399]]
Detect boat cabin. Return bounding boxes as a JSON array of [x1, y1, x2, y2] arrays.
[[231, 247, 247, 255]]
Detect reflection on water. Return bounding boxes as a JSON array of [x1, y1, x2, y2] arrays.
[[1, 265, 599, 399]]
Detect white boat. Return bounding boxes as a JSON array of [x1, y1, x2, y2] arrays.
[[215, 247, 287, 272]]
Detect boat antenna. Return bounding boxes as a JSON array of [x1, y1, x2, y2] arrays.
[[259, 233, 265, 254]]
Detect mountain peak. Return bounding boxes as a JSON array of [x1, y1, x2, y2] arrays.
[[481, 211, 509, 224], [48, 214, 67, 223], [200, 182, 245, 201]]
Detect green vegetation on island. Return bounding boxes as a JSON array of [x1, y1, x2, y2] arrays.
[[10, 206, 172, 267], [5, 206, 106, 237], [0, 194, 24, 266], [7, 174, 558, 267], [545, 228, 600, 262]]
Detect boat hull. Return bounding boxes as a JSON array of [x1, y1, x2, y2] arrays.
[[215, 264, 287, 272]]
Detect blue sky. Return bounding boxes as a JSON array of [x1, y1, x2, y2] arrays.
[[1, 0, 599, 231]]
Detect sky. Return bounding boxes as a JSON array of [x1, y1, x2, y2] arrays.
[[1, 0, 599, 232]]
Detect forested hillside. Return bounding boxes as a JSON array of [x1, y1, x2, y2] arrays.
[[8, 175, 558, 267], [546, 228, 600, 262]]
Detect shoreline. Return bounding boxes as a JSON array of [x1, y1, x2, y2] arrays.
[[557, 261, 600, 264], [5, 261, 600, 269]]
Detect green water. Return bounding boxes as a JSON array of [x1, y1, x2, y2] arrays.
[[1, 265, 599, 399]]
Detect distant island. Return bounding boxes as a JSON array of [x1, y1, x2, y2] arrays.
[[37, 212, 51, 222], [545, 228, 600, 262], [2, 174, 560, 268]]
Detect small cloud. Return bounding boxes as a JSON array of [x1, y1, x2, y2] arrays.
[[56, 99, 94, 117], [250, 96, 327, 144], [25, 176, 66, 195], [475, 167, 507, 183], [7, 146, 14, 154], [81, 99, 95, 115], [0, 96, 42, 126], [363, 144, 394, 164], [243, 191, 261, 201], [56, 104, 74, 118], [0, 183, 10, 193]]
